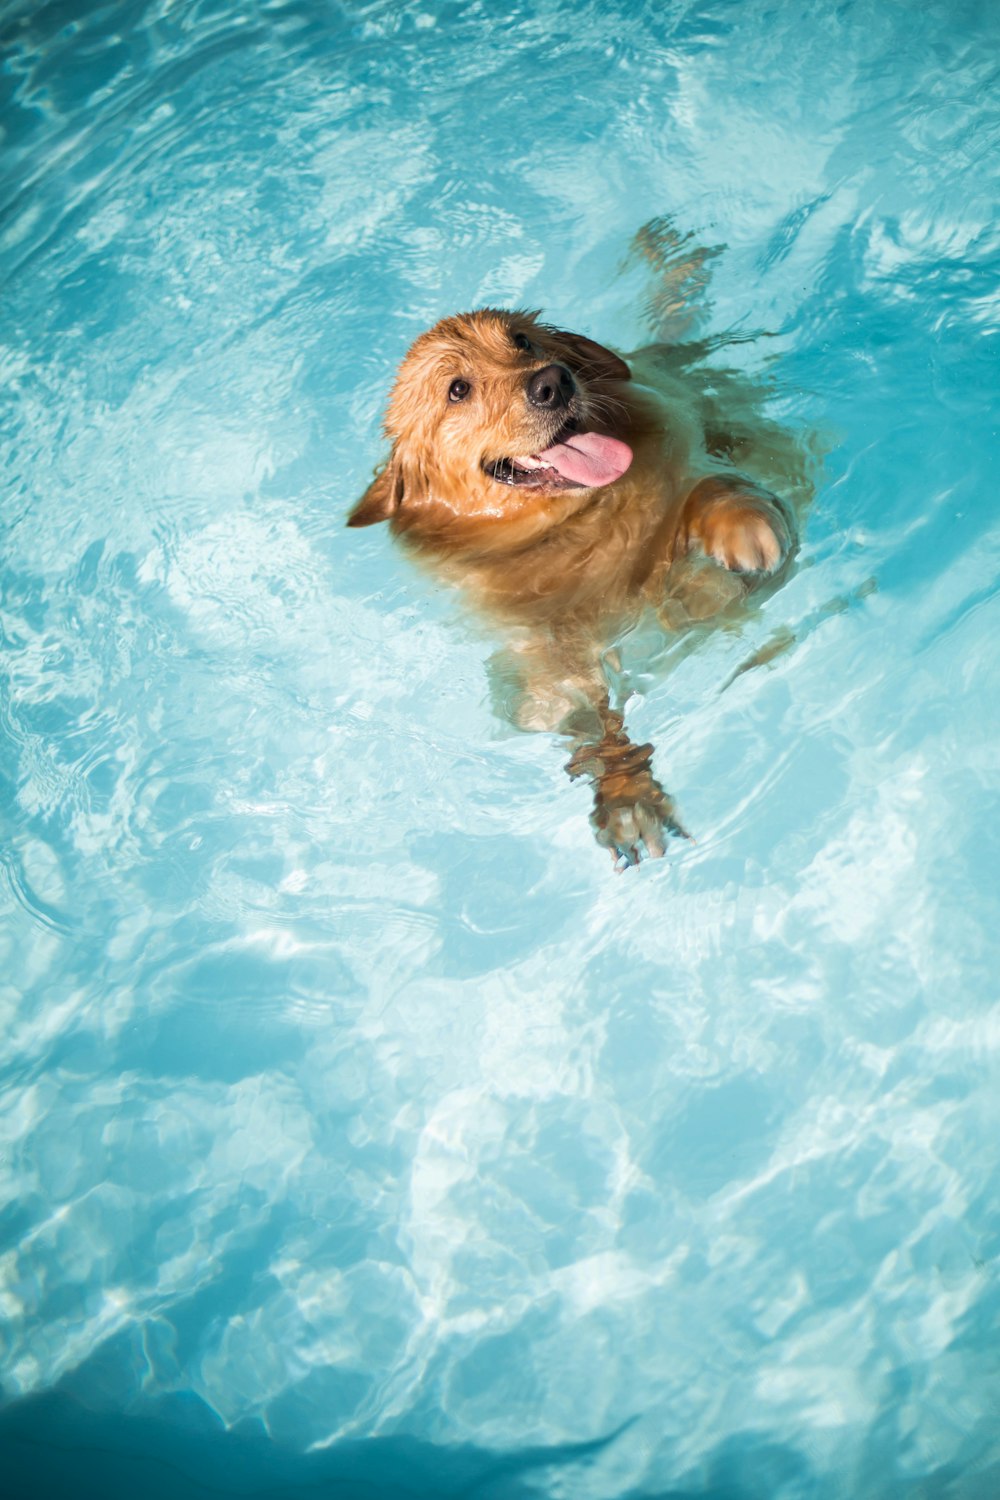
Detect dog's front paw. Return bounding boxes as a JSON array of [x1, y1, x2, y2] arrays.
[[698, 507, 785, 573], [593, 791, 687, 868], [568, 718, 689, 868], [681, 477, 794, 576]]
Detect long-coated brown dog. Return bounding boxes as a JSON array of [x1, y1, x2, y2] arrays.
[[349, 306, 810, 865]]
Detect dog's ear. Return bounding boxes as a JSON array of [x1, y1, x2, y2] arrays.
[[347, 458, 404, 527], [547, 329, 631, 383]]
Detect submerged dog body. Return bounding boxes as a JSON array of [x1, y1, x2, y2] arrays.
[[349, 308, 807, 862]]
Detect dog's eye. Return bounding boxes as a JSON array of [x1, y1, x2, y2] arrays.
[[448, 378, 471, 403], [513, 333, 533, 353]]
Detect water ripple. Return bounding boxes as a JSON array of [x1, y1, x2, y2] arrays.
[[1, 0, 999, 1495]]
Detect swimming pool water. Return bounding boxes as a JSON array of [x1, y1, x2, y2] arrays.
[[2, 0, 999, 1496]]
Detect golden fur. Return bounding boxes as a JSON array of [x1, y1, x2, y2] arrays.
[[349, 307, 810, 864]]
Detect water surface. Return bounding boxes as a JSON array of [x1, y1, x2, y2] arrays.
[[2, 1, 999, 1496]]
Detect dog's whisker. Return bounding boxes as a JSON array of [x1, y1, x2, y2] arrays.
[[584, 392, 630, 425]]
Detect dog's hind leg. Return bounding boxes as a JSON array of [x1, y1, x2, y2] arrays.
[[626, 217, 723, 341]]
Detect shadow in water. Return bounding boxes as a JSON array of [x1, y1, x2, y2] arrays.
[[0, 1388, 621, 1500], [3, 1390, 998, 1500]]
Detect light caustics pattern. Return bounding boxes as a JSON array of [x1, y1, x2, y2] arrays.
[[1, 1, 999, 1496]]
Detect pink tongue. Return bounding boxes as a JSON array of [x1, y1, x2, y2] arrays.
[[531, 431, 633, 488]]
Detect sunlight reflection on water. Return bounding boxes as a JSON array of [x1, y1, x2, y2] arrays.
[[2, 0, 1000, 1496]]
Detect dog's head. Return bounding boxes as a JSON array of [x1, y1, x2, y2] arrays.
[[347, 309, 633, 547]]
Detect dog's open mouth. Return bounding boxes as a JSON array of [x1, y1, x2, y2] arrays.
[[485, 425, 633, 491]]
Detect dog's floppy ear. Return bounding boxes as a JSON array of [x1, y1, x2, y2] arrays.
[[547, 328, 631, 383], [347, 457, 404, 528]]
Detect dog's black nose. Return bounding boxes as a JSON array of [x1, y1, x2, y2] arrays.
[[527, 364, 574, 409]]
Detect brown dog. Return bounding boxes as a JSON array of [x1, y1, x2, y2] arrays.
[[349, 308, 807, 864]]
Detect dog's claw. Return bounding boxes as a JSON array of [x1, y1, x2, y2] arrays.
[[596, 798, 680, 868]]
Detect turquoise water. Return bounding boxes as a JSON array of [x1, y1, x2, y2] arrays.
[[2, 0, 999, 1496]]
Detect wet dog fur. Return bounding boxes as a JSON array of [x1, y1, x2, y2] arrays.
[[349, 307, 809, 864]]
